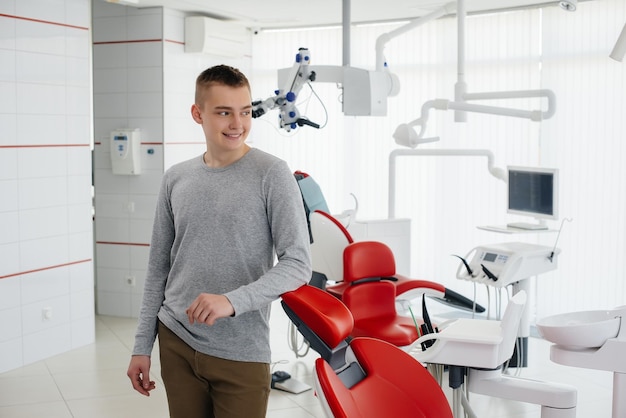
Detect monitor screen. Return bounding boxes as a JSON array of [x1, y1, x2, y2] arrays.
[[507, 166, 558, 221]]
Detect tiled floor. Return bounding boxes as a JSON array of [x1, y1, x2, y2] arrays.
[[0, 300, 615, 418]]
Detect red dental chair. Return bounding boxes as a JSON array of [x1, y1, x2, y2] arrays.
[[310, 209, 446, 302], [281, 284, 453, 418], [310, 209, 483, 346], [340, 239, 436, 346], [294, 171, 483, 348]]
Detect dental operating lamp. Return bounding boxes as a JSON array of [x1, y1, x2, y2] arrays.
[[251, 47, 400, 132]]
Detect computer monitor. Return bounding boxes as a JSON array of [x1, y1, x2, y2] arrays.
[[507, 166, 558, 229]]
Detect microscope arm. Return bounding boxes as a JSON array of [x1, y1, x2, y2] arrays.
[[252, 48, 318, 132], [253, 49, 401, 132]]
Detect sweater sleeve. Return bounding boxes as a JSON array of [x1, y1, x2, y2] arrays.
[[225, 160, 312, 315], [131, 175, 174, 356]]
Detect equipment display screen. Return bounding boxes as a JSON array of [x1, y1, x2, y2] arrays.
[[507, 166, 558, 220], [483, 252, 497, 262]]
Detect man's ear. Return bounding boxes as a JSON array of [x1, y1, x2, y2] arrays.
[[191, 104, 202, 124]]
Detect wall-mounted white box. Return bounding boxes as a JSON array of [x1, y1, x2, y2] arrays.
[[111, 128, 141, 175]]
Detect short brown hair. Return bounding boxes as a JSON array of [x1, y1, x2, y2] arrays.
[[195, 65, 251, 105]]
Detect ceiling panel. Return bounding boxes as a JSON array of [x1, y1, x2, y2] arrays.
[[104, 0, 577, 29]]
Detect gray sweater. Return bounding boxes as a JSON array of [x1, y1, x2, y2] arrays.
[[132, 148, 312, 363]]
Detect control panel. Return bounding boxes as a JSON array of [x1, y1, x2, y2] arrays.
[[456, 242, 560, 288]]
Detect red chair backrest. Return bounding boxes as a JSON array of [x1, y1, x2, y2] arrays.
[[343, 241, 396, 283]]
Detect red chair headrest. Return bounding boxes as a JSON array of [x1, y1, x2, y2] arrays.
[[343, 241, 396, 283], [281, 285, 354, 348]]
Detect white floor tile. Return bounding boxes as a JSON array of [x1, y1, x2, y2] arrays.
[[0, 310, 619, 418], [0, 401, 73, 418], [67, 391, 169, 418], [0, 373, 63, 407], [53, 368, 136, 400]]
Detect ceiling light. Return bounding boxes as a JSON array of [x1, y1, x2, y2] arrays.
[[559, 0, 577, 12]]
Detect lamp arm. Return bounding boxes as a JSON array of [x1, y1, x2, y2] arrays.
[[388, 148, 506, 218], [461, 88, 557, 120], [375, 2, 457, 71], [395, 89, 556, 146]]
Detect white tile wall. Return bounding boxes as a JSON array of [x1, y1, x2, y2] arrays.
[[17, 0, 66, 23], [0, 308, 22, 342], [22, 295, 71, 336], [20, 236, 69, 272], [17, 83, 67, 115], [0, 212, 19, 244], [0, 277, 21, 310], [97, 290, 132, 317], [0, 1, 16, 15], [0, 181, 19, 212], [0, 0, 94, 373], [16, 22, 67, 56], [92, 2, 252, 318], [23, 323, 72, 365], [18, 177, 68, 209], [0, 339, 23, 374], [68, 232, 94, 261], [92, 3, 161, 317], [0, 82, 17, 113], [19, 207, 69, 242], [0, 244, 20, 278], [0, 116, 17, 147], [66, 0, 91, 27], [16, 115, 67, 146]]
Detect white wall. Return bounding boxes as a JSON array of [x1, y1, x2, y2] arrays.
[[0, 0, 94, 373], [91, 1, 251, 317]]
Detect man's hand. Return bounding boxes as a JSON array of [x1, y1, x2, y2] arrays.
[[186, 293, 235, 326], [127, 355, 156, 396]]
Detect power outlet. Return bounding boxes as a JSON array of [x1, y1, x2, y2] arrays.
[[42, 307, 53, 321], [126, 275, 136, 287]]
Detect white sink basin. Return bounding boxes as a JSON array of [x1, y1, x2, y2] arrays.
[[536, 310, 621, 348]]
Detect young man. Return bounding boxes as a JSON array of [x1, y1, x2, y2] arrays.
[[127, 65, 312, 418]]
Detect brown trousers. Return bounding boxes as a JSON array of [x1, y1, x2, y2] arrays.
[[158, 321, 270, 418]]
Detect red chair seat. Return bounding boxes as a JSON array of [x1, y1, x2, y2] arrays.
[[352, 316, 419, 346]]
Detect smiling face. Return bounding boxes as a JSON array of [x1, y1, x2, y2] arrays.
[[190, 66, 253, 168]]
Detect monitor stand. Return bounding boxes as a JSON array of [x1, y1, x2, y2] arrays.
[[506, 220, 548, 230]]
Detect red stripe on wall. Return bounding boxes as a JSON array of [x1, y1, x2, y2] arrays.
[[93, 39, 162, 45], [93, 39, 185, 46], [0, 259, 92, 280], [0, 144, 90, 149], [96, 241, 150, 247], [93, 142, 205, 146], [0, 13, 88, 30]]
